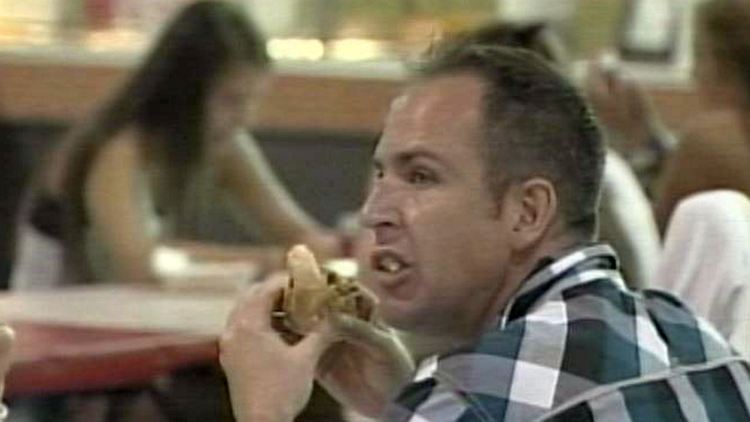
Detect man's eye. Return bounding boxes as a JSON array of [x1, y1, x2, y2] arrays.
[[408, 169, 435, 185]]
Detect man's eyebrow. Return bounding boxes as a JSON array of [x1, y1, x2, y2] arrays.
[[395, 148, 444, 165], [371, 145, 447, 170]]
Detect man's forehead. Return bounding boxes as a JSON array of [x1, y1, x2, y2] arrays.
[[377, 73, 485, 159], [384, 73, 485, 135], [392, 73, 485, 114]]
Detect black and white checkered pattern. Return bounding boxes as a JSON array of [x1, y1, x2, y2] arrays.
[[384, 244, 750, 421]]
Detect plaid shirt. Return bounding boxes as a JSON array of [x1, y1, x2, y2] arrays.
[[384, 244, 750, 421]]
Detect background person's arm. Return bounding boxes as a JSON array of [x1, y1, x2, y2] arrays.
[[84, 132, 288, 283], [215, 132, 343, 259], [84, 131, 161, 283]]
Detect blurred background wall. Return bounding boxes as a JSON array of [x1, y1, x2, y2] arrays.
[[0, 0, 705, 284]]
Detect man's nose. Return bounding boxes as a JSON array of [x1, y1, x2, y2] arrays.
[[360, 180, 401, 244]]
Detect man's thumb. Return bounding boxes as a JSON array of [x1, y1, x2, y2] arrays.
[[295, 324, 336, 361]]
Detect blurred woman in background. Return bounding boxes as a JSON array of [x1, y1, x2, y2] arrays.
[[654, 0, 750, 228], [11, 0, 340, 288]]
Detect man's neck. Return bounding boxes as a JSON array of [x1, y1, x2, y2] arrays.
[[485, 233, 586, 323], [401, 234, 591, 360]]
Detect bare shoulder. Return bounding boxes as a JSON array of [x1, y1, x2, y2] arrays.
[[97, 127, 142, 162], [86, 127, 146, 191], [677, 110, 746, 157], [656, 110, 750, 226]]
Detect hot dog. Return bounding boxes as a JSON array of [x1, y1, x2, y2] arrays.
[[276, 245, 376, 335]]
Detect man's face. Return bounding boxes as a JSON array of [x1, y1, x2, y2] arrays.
[[359, 73, 515, 337]]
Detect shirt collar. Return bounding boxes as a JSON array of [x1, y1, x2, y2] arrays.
[[500, 243, 620, 327], [412, 243, 621, 375]]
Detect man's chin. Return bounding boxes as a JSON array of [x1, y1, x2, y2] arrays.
[[378, 303, 430, 333]]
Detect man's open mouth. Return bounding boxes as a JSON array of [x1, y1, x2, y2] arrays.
[[372, 250, 410, 275]]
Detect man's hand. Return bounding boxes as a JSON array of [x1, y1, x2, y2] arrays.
[[316, 314, 415, 418], [220, 275, 334, 422]]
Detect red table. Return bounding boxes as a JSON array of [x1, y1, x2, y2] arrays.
[[5, 321, 217, 398], [0, 285, 237, 397]]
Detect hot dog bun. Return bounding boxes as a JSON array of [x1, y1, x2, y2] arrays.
[[279, 245, 375, 334]]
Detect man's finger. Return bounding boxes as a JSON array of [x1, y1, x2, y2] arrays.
[[294, 324, 337, 362], [328, 313, 403, 353], [227, 274, 288, 330]]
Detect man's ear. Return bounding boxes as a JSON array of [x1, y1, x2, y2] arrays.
[[502, 178, 558, 250]]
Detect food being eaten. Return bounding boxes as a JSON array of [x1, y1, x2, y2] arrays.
[[277, 244, 376, 335]]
